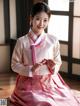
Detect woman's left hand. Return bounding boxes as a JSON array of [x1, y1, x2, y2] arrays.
[[46, 59, 55, 69]]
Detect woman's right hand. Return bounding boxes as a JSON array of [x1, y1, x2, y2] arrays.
[[31, 63, 41, 73]]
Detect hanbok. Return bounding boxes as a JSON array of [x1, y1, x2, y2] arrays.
[[10, 30, 80, 106]]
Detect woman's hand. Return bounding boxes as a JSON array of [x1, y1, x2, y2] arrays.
[[46, 59, 55, 69], [31, 59, 55, 74], [31, 63, 41, 73]]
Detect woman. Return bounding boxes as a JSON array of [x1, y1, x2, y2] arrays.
[[10, 2, 80, 106]]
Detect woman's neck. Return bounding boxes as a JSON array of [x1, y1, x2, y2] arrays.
[[31, 28, 42, 37]]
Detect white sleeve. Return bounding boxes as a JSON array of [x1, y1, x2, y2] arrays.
[[11, 38, 33, 77], [53, 40, 62, 74]]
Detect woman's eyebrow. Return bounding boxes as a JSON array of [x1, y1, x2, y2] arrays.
[[36, 15, 48, 19]]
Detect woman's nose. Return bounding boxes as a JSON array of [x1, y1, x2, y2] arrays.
[[39, 20, 43, 26]]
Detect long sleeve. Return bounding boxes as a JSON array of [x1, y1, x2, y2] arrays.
[[11, 38, 33, 77], [53, 39, 62, 74]]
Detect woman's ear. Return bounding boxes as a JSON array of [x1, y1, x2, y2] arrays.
[[30, 16, 33, 27]]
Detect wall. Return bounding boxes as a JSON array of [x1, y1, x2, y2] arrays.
[[0, 0, 10, 73]]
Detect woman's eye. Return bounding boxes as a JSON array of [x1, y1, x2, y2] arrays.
[[44, 19, 48, 22], [36, 18, 40, 20]]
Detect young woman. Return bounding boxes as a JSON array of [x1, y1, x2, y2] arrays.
[[10, 2, 80, 106]]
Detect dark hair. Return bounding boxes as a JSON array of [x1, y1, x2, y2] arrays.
[[30, 2, 51, 18]]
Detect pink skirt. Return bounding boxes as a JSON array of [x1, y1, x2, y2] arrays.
[[10, 74, 80, 106]]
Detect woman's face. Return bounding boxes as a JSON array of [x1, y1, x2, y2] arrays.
[[30, 12, 49, 36]]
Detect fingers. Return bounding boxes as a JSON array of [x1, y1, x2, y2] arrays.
[[31, 59, 55, 72], [41, 59, 47, 64], [46, 59, 55, 69], [41, 59, 55, 67], [31, 63, 41, 72]]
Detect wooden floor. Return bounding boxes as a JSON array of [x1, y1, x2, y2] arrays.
[[0, 73, 16, 99], [0, 72, 80, 99]]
